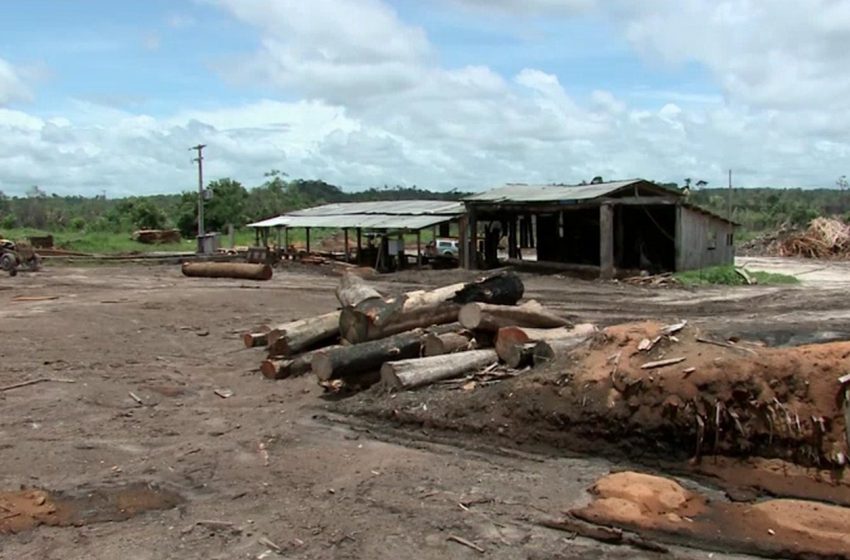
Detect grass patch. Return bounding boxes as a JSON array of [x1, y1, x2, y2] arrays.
[[675, 265, 799, 286]]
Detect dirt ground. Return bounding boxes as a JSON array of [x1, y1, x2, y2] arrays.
[[2, 259, 850, 559]]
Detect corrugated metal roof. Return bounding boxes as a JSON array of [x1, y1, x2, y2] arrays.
[[247, 199, 464, 230], [288, 200, 464, 216], [465, 179, 662, 203]]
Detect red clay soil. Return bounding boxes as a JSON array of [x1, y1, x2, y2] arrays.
[[572, 471, 850, 559], [0, 483, 183, 534], [359, 320, 850, 468]]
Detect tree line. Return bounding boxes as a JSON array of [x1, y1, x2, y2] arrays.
[[0, 172, 466, 237], [1, 175, 847, 237]]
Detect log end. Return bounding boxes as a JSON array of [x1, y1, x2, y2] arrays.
[[458, 303, 482, 330], [379, 363, 401, 390], [260, 359, 282, 379], [495, 326, 531, 362]]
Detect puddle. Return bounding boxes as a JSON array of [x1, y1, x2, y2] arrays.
[[0, 482, 184, 534]]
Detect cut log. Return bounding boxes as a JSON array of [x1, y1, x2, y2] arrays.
[[267, 311, 340, 357], [242, 325, 271, 349], [381, 349, 498, 390], [458, 300, 569, 332], [335, 272, 382, 308], [181, 262, 273, 281], [260, 345, 341, 380], [423, 331, 474, 357], [533, 330, 595, 366], [312, 328, 443, 381], [339, 271, 524, 344], [503, 342, 536, 369], [496, 323, 596, 363]]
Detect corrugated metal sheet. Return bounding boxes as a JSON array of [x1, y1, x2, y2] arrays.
[[465, 179, 649, 203], [247, 199, 463, 230], [288, 200, 464, 216]]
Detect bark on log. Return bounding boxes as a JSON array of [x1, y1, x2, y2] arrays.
[[181, 262, 273, 281], [503, 342, 536, 369], [458, 300, 569, 332], [312, 328, 443, 381], [339, 271, 524, 344], [260, 345, 342, 379], [423, 331, 474, 357], [335, 272, 382, 308], [267, 311, 340, 357], [381, 349, 498, 390], [496, 323, 596, 363], [533, 332, 595, 366]]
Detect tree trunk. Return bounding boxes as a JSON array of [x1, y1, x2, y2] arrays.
[[423, 331, 474, 357], [260, 345, 341, 379], [267, 311, 340, 357], [312, 328, 432, 381], [339, 271, 524, 344], [495, 323, 596, 363], [181, 262, 273, 281], [381, 349, 498, 390], [335, 272, 382, 308], [503, 342, 537, 369], [458, 300, 569, 332], [533, 334, 594, 367], [242, 325, 271, 349]]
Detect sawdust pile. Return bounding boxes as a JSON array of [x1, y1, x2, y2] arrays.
[[741, 217, 850, 259], [572, 471, 850, 559]]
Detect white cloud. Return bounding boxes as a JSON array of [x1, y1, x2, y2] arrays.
[[2, 0, 850, 197], [0, 57, 31, 105]]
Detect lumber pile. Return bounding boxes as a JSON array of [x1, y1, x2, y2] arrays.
[[133, 229, 181, 244], [239, 270, 596, 392]]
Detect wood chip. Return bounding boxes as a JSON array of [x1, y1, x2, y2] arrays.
[[447, 535, 484, 553], [640, 357, 686, 370], [838, 373, 850, 385], [637, 338, 652, 351], [128, 391, 143, 405], [661, 320, 687, 335], [214, 389, 234, 399], [0, 377, 76, 392], [682, 367, 696, 378]]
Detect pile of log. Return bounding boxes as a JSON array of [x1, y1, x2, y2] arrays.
[[240, 270, 597, 392], [133, 229, 181, 244]]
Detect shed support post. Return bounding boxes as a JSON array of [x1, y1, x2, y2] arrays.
[[284, 227, 289, 258], [344, 228, 350, 263], [306, 228, 311, 254], [600, 203, 614, 279], [508, 216, 518, 259], [416, 230, 422, 268], [468, 208, 478, 269], [458, 215, 468, 269], [356, 228, 362, 265]]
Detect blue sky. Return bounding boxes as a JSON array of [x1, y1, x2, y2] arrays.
[[0, 0, 848, 196]]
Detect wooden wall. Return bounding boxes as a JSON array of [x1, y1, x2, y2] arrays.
[[675, 206, 735, 271]]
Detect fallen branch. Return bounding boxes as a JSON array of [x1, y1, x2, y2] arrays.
[[0, 378, 76, 392], [640, 357, 686, 370], [447, 535, 484, 554], [696, 337, 758, 355]]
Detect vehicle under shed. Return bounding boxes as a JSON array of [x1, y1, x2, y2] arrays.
[[461, 179, 736, 277]]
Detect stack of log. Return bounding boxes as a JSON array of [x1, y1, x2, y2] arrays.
[[241, 271, 597, 392]]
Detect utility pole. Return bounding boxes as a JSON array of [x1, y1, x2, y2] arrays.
[[190, 144, 206, 253], [727, 169, 733, 221]]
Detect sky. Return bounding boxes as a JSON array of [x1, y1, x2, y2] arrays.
[[1, 0, 849, 197]]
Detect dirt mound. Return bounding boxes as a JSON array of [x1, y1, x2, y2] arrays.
[[572, 471, 850, 559], [352, 320, 850, 469]]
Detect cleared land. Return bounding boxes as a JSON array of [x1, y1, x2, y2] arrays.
[[1, 261, 849, 559]]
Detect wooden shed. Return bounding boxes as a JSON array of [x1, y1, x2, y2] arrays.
[[460, 179, 736, 277]]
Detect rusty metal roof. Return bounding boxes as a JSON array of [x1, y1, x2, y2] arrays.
[[247, 200, 464, 230], [465, 179, 673, 203]]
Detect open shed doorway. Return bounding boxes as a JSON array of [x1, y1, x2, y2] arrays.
[[616, 205, 676, 273]]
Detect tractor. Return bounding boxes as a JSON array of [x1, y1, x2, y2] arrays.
[[0, 239, 41, 277]]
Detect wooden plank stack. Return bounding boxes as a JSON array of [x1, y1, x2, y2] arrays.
[[241, 270, 597, 392]]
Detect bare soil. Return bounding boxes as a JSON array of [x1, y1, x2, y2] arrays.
[[2, 261, 850, 559]]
